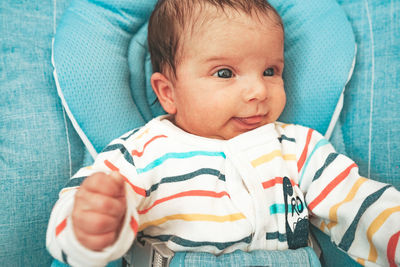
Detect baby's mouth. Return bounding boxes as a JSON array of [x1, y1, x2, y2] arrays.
[[233, 115, 265, 129], [236, 115, 264, 124]]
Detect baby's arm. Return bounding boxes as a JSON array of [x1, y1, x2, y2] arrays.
[[46, 138, 142, 267], [296, 126, 400, 266]]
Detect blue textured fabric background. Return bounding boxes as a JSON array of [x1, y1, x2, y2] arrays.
[[0, 1, 85, 266], [170, 247, 321, 267], [1, 0, 399, 266], [332, 0, 400, 188], [318, 1, 400, 265]]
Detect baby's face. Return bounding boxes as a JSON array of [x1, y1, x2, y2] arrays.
[[166, 8, 285, 140]]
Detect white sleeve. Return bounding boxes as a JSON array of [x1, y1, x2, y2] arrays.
[[296, 126, 400, 266], [46, 139, 143, 267]]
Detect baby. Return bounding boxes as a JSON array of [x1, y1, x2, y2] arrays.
[[46, 0, 400, 266]]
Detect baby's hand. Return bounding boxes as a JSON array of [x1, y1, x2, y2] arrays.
[[72, 172, 126, 251]]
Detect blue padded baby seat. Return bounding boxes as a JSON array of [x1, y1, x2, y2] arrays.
[[50, 0, 358, 266], [53, 0, 356, 157]]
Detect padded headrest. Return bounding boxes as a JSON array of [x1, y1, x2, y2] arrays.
[[53, 0, 355, 157]]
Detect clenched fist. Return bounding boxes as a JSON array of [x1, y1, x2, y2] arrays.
[[72, 172, 126, 251]]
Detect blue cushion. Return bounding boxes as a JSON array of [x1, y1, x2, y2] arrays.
[[331, 0, 400, 189], [51, 259, 121, 267], [320, 1, 400, 266], [53, 0, 355, 157], [0, 0, 85, 265], [171, 247, 321, 267]]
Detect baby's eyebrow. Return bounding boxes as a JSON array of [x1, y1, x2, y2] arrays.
[[202, 56, 284, 65], [203, 56, 232, 63]]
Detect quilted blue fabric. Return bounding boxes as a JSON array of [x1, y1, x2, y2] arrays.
[[0, 1, 84, 266], [53, 0, 355, 155], [317, 1, 400, 266], [269, 0, 355, 135], [332, 0, 400, 188], [170, 247, 321, 267]]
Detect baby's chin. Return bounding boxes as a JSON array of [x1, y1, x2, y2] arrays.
[[184, 129, 240, 141], [203, 128, 256, 140], [220, 117, 273, 139], [171, 115, 270, 140]]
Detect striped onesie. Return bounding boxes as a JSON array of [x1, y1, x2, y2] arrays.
[[46, 115, 400, 267]]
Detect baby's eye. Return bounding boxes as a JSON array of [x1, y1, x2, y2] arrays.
[[263, 68, 274, 76], [213, 69, 233, 79]]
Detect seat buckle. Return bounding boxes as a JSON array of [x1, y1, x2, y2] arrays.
[[124, 238, 174, 267]]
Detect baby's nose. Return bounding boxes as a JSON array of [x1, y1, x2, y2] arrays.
[[244, 78, 268, 102]]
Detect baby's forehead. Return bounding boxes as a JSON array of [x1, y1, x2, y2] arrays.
[[184, 4, 281, 35], [180, 7, 282, 51], [176, 10, 284, 65]]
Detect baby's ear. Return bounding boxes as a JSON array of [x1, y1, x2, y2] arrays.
[[151, 72, 177, 114]]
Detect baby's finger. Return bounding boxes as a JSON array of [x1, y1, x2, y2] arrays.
[[109, 171, 125, 184], [81, 172, 126, 198], [109, 172, 127, 196], [74, 227, 117, 251], [74, 189, 126, 218], [72, 210, 122, 235]]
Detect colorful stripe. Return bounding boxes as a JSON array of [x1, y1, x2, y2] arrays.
[[138, 213, 246, 231], [298, 139, 330, 185], [61, 250, 69, 265], [138, 233, 253, 250], [269, 203, 301, 215], [307, 163, 358, 211], [104, 162, 226, 198], [102, 143, 134, 165], [388, 230, 400, 267], [262, 177, 296, 190], [146, 168, 226, 196], [283, 154, 296, 161], [279, 123, 291, 129], [56, 218, 67, 236], [138, 190, 230, 214], [366, 206, 400, 263], [338, 185, 392, 251], [132, 135, 167, 157], [327, 177, 368, 229], [120, 127, 141, 141], [278, 135, 296, 143], [251, 150, 296, 168], [136, 128, 150, 140], [356, 258, 365, 266], [104, 160, 147, 197], [297, 128, 313, 172], [319, 221, 327, 232], [130, 216, 139, 234], [136, 151, 226, 174], [312, 153, 339, 182], [266, 231, 287, 242]]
